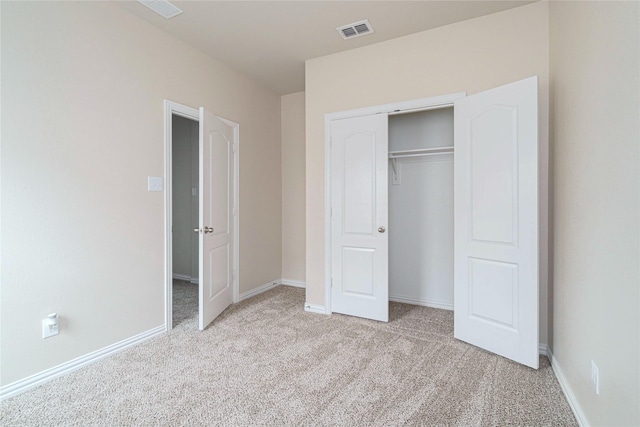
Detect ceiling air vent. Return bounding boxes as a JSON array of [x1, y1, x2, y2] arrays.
[[137, 0, 183, 20], [337, 20, 375, 40]]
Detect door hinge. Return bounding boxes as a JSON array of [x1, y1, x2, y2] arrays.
[[232, 270, 236, 281], [331, 278, 333, 288], [232, 207, 237, 216], [232, 143, 237, 153]]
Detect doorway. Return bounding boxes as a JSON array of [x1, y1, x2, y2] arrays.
[[171, 114, 199, 327], [164, 100, 240, 331]]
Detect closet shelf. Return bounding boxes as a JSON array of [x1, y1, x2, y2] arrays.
[[388, 146, 454, 159]]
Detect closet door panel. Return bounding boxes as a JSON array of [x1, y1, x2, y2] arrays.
[[331, 114, 389, 322], [454, 76, 538, 369]]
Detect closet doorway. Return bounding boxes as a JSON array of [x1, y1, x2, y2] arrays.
[[326, 77, 541, 369], [388, 107, 454, 311]]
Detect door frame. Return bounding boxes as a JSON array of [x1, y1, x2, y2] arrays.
[[163, 100, 240, 330], [323, 92, 466, 314]]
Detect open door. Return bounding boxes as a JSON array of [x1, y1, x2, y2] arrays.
[[453, 76, 539, 368], [198, 107, 235, 330], [330, 114, 389, 322]]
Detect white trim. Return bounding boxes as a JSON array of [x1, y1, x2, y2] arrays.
[[280, 279, 306, 288], [324, 111, 333, 315], [538, 343, 548, 356], [389, 295, 454, 311], [215, 115, 241, 304], [324, 92, 466, 123], [172, 273, 198, 284], [0, 325, 165, 400], [232, 122, 240, 304], [238, 280, 280, 302], [324, 92, 467, 316], [548, 348, 588, 427], [304, 303, 328, 314]]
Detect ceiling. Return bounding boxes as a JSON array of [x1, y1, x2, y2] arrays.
[[116, 1, 535, 95]]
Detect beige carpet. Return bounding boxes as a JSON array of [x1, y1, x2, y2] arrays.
[[1, 282, 577, 426]]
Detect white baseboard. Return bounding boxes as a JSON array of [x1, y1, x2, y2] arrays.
[[548, 348, 588, 427], [304, 303, 327, 314], [539, 343, 548, 356], [0, 325, 165, 401], [280, 279, 306, 288], [239, 280, 280, 302], [389, 294, 454, 311], [239, 279, 306, 302], [173, 273, 198, 284]]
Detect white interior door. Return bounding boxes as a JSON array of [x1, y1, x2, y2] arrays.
[[198, 107, 235, 331], [453, 76, 539, 368], [330, 114, 389, 322]]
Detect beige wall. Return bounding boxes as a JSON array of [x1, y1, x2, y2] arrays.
[[305, 2, 550, 342], [550, 2, 640, 425], [1, 1, 281, 385], [281, 92, 306, 283]]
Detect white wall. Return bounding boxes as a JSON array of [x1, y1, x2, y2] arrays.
[[281, 92, 306, 283], [0, 1, 281, 386], [549, 2, 639, 425], [305, 1, 549, 343], [171, 115, 199, 280]]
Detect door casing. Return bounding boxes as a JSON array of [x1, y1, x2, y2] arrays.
[[163, 100, 240, 331]]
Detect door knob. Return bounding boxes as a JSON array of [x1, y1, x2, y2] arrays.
[[378, 226, 386, 233], [204, 226, 214, 234], [194, 228, 201, 233]]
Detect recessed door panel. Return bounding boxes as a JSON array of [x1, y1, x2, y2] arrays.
[[469, 258, 518, 329], [208, 244, 229, 299], [210, 130, 230, 235], [470, 107, 517, 245], [342, 247, 375, 296], [343, 134, 375, 235]]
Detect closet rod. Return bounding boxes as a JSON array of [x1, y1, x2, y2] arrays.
[[388, 146, 454, 159], [388, 103, 453, 116], [389, 151, 453, 159]]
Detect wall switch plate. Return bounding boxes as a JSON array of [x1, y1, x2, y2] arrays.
[[148, 177, 163, 192], [42, 313, 59, 338]]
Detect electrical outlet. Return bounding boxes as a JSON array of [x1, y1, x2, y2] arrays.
[[42, 313, 59, 339], [591, 360, 600, 395]]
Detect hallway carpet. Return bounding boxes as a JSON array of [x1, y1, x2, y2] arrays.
[[1, 283, 576, 426]]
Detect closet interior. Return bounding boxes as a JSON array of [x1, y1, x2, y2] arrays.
[[388, 107, 455, 310]]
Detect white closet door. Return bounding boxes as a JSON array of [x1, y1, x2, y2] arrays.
[[330, 114, 389, 322], [454, 76, 539, 368], [198, 107, 234, 331]]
